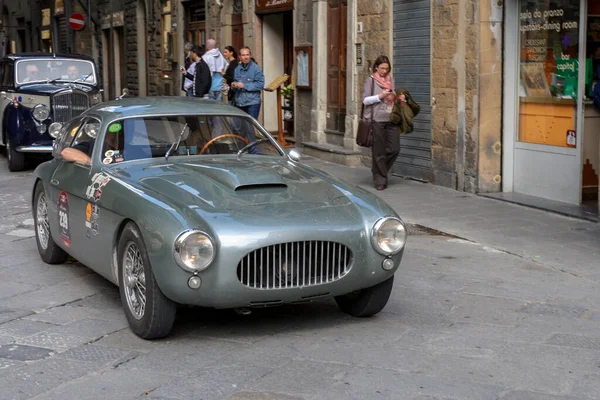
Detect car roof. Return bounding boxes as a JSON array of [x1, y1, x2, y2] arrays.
[[3, 53, 95, 62], [86, 96, 251, 120]]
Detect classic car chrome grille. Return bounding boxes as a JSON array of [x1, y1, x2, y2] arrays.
[[52, 91, 90, 123], [237, 241, 353, 290]]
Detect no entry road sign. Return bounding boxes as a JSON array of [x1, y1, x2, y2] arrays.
[[68, 13, 86, 31]]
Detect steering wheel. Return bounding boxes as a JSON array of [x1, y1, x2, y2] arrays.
[[199, 134, 249, 155]]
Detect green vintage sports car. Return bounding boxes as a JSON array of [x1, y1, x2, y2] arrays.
[[31, 97, 408, 339]]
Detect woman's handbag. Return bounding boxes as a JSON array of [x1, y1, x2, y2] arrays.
[[356, 77, 375, 148]]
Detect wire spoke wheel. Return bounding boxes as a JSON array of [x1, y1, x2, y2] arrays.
[[36, 192, 50, 250], [123, 242, 147, 320]]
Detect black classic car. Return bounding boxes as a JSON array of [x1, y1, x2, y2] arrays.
[[0, 53, 102, 171]]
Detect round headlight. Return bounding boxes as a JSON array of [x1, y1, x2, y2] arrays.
[[36, 123, 47, 134], [371, 217, 407, 256], [174, 230, 215, 272], [48, 122, 63, 139], [32, 104, 50, 122]]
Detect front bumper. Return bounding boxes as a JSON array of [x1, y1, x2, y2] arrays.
[[152, 241, 404, 309], [16, 145, 53, 153]]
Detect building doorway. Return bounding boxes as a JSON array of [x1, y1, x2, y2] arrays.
[[326, 0, 347, 134], [503, 0, 599, 219]]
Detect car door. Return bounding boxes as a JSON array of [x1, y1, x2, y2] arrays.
[[48, 117, 99, 263]]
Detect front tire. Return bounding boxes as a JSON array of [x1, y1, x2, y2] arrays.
[[118, 222, 176, 339], [33, 182, 68, 264], [335, 275, 394, 317], [7, 140, 25, 172]]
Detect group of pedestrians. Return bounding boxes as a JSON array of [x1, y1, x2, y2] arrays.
[[181, 39, 264, 120]]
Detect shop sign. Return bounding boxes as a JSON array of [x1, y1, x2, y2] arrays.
[[255, 0, 293, 14], [41, 30, 51, 40], [55, 0, 64, 15], [42, 8, 51, 27]]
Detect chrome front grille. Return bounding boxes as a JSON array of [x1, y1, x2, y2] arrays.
[[52, 91, 90, 123], [237, 241, 353, 290]]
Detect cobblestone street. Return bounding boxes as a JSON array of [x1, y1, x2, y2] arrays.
[[0, 155, 599, 400]]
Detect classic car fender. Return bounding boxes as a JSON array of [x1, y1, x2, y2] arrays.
[[3, 103, 49, 148], [97, 171, 215, 287]]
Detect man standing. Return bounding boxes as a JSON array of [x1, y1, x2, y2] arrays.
[[182, 42, 194, 95], [202, 39, 228, 101], [180, 46, 211, 98], [231, 47, 264, 119]]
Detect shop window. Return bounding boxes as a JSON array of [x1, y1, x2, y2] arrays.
[[161, 1, 174, 71], [518, 0, 582, 147]]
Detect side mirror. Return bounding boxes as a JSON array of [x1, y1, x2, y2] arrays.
[[288, 149, 301, 162]]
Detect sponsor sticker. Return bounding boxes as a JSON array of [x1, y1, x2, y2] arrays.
[[108, 123, 122, 133], [57, 190, 71, 248]]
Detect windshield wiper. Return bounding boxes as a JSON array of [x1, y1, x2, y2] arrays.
[[165, 123, 188, 162], [73, 72, 93, 83], [47, 77, 64, 84], [236, 138, 270, 159]]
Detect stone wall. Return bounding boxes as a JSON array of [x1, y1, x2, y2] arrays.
[[293, 0, 313, 144], [124, 0, 165, 96], [430, 0, 502, 193]]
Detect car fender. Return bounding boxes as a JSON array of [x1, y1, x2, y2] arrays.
[[3, 103, 33, 148]]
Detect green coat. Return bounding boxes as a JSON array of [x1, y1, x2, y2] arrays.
[[390, 88, 420, 134]]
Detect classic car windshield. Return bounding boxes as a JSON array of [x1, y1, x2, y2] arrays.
[[16, 59, 96, 84], [99, 115, 282, 164]]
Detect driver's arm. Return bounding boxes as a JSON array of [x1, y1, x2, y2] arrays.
[[61, 141, 93, 165]]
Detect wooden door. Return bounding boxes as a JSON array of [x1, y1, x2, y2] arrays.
[[326, 0, 347, 133], [231, 13, 243, 53]]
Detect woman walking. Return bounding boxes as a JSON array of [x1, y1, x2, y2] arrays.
[[222, 46, 239, 105], [362, 55, 405, 190]]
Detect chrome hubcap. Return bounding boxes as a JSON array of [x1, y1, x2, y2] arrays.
[[36, 192, 50, 250], [123, 242, 146, 320]]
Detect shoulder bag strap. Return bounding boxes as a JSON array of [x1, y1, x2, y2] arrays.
[[360, 76, 376, 119]]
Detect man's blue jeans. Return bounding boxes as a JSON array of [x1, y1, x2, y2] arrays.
[[236, 103, 261, 153], [238, 103, 261, 119], [209, 91, 222, 101]]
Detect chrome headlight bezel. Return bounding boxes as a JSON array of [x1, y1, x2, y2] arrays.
[[32, 104, 50, 122], [173, 230, 215, 272], [48, 122, 63, 139], [371, 217, 408, 256]]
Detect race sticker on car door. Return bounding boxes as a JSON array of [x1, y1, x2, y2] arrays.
[[85, 201, 100, 238], [85, 172, 111, 201], [57, 190, 71, 248]]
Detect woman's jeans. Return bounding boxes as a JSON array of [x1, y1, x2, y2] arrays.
[[371, 122, 400, 186]]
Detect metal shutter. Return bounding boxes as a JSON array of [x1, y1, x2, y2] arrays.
[[392, 0, 431, 181]]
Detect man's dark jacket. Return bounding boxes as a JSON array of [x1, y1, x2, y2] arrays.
[[184, 59, 211, 98]]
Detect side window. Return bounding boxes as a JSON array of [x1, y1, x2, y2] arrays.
[[0, 62, 4, 88], [5, 63, 14, 88], [52, 117, 84, 158]]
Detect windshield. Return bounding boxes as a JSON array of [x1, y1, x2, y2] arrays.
[[98, 115, 282, 164], [16, 59, 96, 84]]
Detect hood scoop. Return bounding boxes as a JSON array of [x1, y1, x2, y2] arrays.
[[235, 183, 288, 193]]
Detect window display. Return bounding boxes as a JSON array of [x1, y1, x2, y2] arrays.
[[518, 0, 581, 147]]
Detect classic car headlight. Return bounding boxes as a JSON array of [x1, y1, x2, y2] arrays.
[[32, 104, 50, 122], [36, 123, 47, 134], [48, 122, 62, 139], [173, 230, 215, 272], [371, 217, 407, 256]]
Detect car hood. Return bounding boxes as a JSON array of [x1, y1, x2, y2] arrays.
[[108, 156, 387, 224]]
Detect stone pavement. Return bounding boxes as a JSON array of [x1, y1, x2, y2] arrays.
[[0, 155, 598, 400], [300, 155, 600, 282]]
